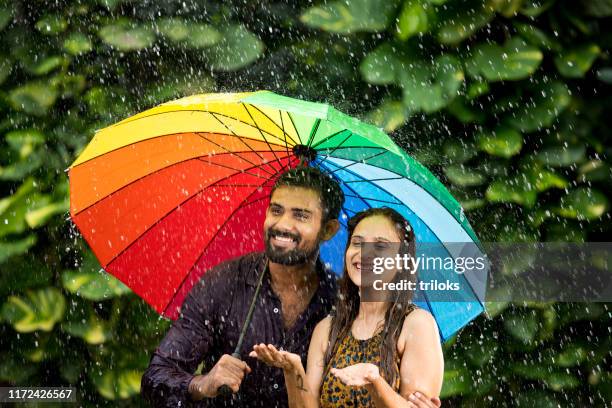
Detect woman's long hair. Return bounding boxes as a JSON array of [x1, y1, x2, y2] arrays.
[[323, 207, 417, 386]]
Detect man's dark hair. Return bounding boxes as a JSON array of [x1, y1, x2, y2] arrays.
[[271, 167, 344, 223]]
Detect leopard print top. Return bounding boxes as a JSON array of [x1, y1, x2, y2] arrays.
[[319, 305, 417, 407]]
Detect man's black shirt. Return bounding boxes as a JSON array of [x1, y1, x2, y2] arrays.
[[141, 252, 337, 407]]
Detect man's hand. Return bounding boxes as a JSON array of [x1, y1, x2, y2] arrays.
[[407, 391, 442, 408], [188, 354, 251, 400], [249, 343, 303, 372]]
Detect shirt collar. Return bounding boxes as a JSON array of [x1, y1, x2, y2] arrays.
[[245, 252, 337, 295]]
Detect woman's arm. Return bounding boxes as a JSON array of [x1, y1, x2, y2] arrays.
[[370, 308, 444, 407], [251, 316, 331, 408]]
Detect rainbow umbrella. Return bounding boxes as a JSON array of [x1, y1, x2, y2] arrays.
[[68, 91, 486, 341]]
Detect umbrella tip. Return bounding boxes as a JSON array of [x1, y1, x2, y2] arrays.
[[293, 144, 317, 165]]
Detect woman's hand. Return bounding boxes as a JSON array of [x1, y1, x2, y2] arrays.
[[330, 363, 380, 386], [249, 343, 302, 371], [407, 391, 442, 407]]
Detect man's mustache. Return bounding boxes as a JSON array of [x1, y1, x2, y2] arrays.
[[266, 228, 301, 243]]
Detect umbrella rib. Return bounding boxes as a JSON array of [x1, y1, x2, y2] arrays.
[[208, 113, 279, 176], [197, 128, 276, 177], [242, 104, 286, 173], [316, 163, 373, 211], [344, 177, 405, 184], [104, 109, 288, 147], [162, 193, 271, 316], [310, 129, 353, 150], [315, 131, 354, 168], [196, 158, 270, 180], [247, 104, 299, 146], [286, 112, 305, 145], [72, 151, 283, 216], [102, 159, 283, 267], [279, 108, 292, 169], [325, 150, 390, 175], [70, 131, 286, 170], [342, 194, 402, 206], [306, 118, 321, 148], [326, 150, 475, 240]]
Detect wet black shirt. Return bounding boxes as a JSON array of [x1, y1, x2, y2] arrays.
[[141, 252, 337, 407]]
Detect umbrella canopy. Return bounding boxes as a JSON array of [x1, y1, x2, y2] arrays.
[[68, 91, 486, 341]]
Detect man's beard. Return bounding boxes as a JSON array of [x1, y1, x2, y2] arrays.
[[264, 228, 321, 265]]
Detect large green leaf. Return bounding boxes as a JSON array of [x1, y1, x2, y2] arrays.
[[8, 81, 58, 116], [300, 0, 401, 33], [535, 144, 586, 167], [366, 99, 409, 132], [513, 21, 561, 51], [443, 139, 478, 164], [437, 1, 495, 44], [0, 5, 14, 31], [0, 234, 37, 264], [395, 0, 430, 40], [204, 25, 264, 71], [556, 187, 609, 220], [507, 81, 571, 133], [63, 33, 93, 55], [35, 14, 68, 35], [4, 129, 45, 158], [555, 343, 588, 367], [63, 312, 111, 345], [98, 23, 155, 51], [0, 54, 12, 84], [504, 312, 539, 344], [486, 179, 538, 207], [515, 391, 559, 407], [554, 44, 601, 78], [185, 24, 221, 48], [62, 269, 131, 301], [156, 20, 222, 48], [359, 43, 403, 85], [444, 164, 487, 186], [0, 353, 38, 382], [62, 249, 131, 300], [440, 359, 471, 398], [156, 18, 191, 42], [21, 55, 65, 76], [25, 198, 69, 228], [477, 126, 523, 158], [0, 178, 36, 238], [584, 0, 612, 17], [90, 369, 142, 400], [399, 54, 464, 113], [469, 37, 543, 81], [1, 287, 66, 332]]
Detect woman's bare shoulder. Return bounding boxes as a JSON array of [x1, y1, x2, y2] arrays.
[[311, 315, 333, 352], [397, 307, 439, 353], [403, 307, 437, 330], [313, 315, 333, 337]]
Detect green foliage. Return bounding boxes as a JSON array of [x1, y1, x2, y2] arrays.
[[0, 0, 610, 406]]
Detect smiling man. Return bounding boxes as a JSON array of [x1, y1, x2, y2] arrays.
[[141, 167, 344, 407]]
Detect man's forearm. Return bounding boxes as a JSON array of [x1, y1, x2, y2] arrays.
[[187, 373, 215, 400], [141, 359, 196, 408]]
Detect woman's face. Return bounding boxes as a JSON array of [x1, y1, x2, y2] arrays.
[[345, 215, 402, 288]]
